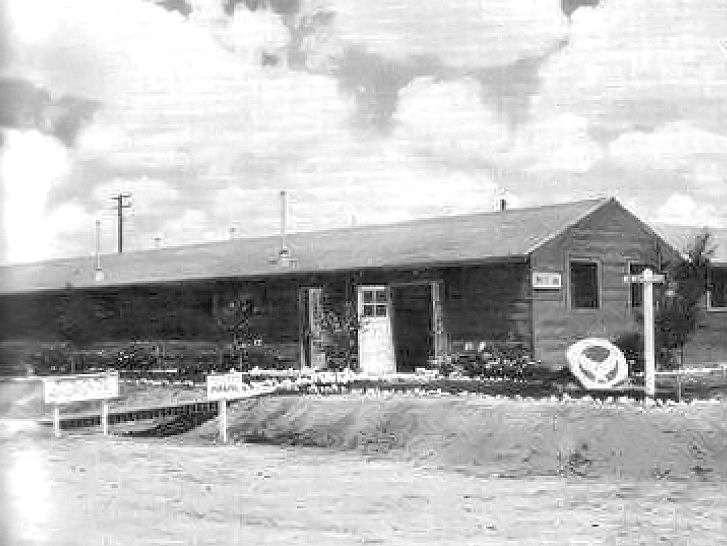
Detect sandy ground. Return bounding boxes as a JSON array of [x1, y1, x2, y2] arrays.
[[2, 431, 727, 546], [2, 386, 727, 545], [196, 394, 727, 482]]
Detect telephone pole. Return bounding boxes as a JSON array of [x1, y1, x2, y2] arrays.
[[110, 193, 132, 253]]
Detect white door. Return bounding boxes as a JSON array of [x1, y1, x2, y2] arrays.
[[357, 285, 396, 375]]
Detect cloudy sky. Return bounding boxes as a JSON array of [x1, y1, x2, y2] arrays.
[[0, 0, 725, 264]]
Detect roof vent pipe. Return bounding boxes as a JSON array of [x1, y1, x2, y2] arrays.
[[493, 187, 507, 212], [94, 219, 105, 282], [279, 190, 289, 257]]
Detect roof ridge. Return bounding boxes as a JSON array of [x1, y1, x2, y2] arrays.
[[0, 197, 610, 269], [521, 196, 614, 255]]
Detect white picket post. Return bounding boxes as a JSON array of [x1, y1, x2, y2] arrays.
[[101, 399, 109, 436], [53, 404, 61, 438], [218, 398, 227, 444], [643, 269, 656, 400]]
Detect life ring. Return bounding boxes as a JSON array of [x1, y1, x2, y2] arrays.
[[566, 338, 628, 390]]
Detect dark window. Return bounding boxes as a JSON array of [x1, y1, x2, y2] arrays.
[[709, 268, 727, 308], [570, 261, 599, 309]]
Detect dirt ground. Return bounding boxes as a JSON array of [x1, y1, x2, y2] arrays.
[[2, 431, 727, 546], [2, 387, 727, 545]]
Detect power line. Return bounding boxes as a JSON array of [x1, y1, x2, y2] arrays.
[[110, 193, 132, 253]]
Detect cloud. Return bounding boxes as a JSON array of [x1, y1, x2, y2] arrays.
[[0, 0, 354, 261], [560, 0, 601, 19], [652, 194, 726, 228], [537, 0, 727, 134], [152, 0, 193, 17], [0, 77, 99, 146], [608, 122, 727, 172], [516, 114, 603, 174], [215, 3, 291, 65], [2, 0, 726, 264], [330, 0, 567, 68], [393, 77, 602, 174], [606, 122, 727, 200], [335, 46, 443, 131], [475, 37, 570, 130], [1, 130, 71, 263], [394, 77, 510, 161]]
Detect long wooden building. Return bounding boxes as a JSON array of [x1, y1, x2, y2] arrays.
[[0, 197, 724, 372]]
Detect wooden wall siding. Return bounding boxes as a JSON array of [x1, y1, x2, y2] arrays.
[[442, 264, 532, 347], [530, 201, 676, 368]]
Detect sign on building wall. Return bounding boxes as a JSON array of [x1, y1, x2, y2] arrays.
[[43, 372, 119, 405], [207, 371, 245, 401], [532, 271, 562, 289]]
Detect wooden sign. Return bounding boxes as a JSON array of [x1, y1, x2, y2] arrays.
[[43, 371, 119, 405], [206, 371, 245, 401], [532, 271, 562, 289], [207, 371, 246, 444], [42, 372, 119, 438]]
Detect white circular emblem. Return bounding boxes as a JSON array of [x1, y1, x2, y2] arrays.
[[566, 338, 628, 390]]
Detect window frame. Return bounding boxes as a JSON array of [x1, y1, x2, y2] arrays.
[[706, 266, 727, 312], [568, 258, 601, 311], [360, 287, 390, 318]]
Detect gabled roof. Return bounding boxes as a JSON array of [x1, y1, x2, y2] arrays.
[[651, 224, 727, 265], [0, 197, 613, 294]]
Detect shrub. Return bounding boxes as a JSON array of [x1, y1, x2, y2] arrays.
[[613, 331, 644, 373], [436, 341, 538, 380], [318, 301, 360, 371]]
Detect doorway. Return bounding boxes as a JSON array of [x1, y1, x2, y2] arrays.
[[356, 285, 397, 375], [298, 287, 326, 369], [391, 283, 434, 372]]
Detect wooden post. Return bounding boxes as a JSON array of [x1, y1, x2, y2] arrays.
[[53, 404, 61, 438], [218, 398, 227, 444], [101, 399, 109, 436], [624, 268, 665, 403], [643, 269, 656, 400]]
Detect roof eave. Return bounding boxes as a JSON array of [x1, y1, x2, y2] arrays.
[[0, 254, 531, 295]]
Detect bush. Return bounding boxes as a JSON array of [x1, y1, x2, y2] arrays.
[[318, 302, 360, 371], [436, 341, 538, 380], [613, 331, 644, 373]]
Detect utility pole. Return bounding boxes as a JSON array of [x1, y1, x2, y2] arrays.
[[110, 193, 132, 253]]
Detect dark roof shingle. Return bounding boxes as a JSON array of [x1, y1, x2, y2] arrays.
[[0, 197, 610, 294]]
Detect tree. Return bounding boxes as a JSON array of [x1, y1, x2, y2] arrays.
[[655, 231, 714, 369], [55, 287, 108, 372], [318, 300, 360, 371], [215, 293, 259, 369]]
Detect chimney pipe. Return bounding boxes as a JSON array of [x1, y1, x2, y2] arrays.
[[279, 190, 289, 255], [493, 188, 507, 212]]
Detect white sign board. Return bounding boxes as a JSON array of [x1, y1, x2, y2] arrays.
[[566, 338, 628, 390], [207, 371, 245, 401], [43, 372, 119, 404], [532, 271, 562, 289]]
